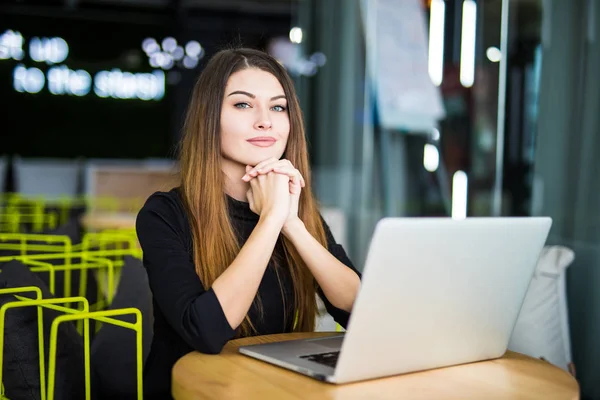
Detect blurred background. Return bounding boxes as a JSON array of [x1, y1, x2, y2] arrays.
[[1, 0, 599, 397]]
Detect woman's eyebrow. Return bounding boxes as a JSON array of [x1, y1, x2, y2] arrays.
[[227, 90, 255, 98], [227, 90, 286, 101]]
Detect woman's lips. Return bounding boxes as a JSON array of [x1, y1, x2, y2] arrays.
[[247, 137, 277, 147]]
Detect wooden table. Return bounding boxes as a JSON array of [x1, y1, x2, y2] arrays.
[[80, 212, 137, 231], [172, 332, 579, 400]]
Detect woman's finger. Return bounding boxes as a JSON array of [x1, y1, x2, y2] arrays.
[[243, 159, 294, 179], [249, 175, 261, 190], [242, 160, 276, 181], [272, 167, 305, 187], [245, 166, 303, 195], [246, 158, 278, 176], [246, 189, 257, 214], [253, 159, 287, 174], [246, 169, 304, 193], [243, 160, 306, 189], [256, 158, 292, 171], [289, 180, 302, 195]]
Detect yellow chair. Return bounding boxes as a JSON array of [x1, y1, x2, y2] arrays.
[[0, 250, 139, 298], [3, 195, 46, 230], [0, 212, 58, 233], [0, 234, 73, 301], [0, 213, 19, 234], [1, 193, 122, 229], [0, 287, 144, 400], [97, 228, 138, 237], [54, 195, 88, 227], [75, 233, 141, 313], [0, 286, 89, 400], [4, 195, 45, 216], [0, 249, 140, 333], [49, 195, 118, 226], [75, 232, 138, 257], [47, 308, 143, 400], [0, 233, 72, 256], [0, 253, 117, 313]]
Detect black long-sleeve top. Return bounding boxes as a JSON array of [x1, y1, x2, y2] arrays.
[[135, 188, 360, 399]]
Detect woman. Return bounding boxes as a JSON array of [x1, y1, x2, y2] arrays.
[[136, 48, 361, 398]]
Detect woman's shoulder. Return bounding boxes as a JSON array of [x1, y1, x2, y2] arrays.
[[138, 187, 186, 221], [136, 187, 191, 241], [136, 187, 195, 254]]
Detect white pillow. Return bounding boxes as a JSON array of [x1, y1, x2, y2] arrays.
[[508, 245, 575, 372]]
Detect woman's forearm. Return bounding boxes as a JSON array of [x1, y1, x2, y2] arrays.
[[212, 216, 283, 329], [282, 219, 360, 312]]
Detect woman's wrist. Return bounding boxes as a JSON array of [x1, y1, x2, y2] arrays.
[[282, 217, 305, 238], [259, 212, 287, 230]]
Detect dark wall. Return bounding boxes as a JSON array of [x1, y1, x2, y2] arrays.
[[1, 13, 172, 158], [0, 6, 292, 159]]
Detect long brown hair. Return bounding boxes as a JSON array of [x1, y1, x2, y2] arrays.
[[179, 48, 327, 336]]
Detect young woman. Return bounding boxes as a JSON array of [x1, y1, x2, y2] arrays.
[[136, 48, 361, 398]]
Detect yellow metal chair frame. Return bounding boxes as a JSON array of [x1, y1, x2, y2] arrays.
[[0, 249, 141, 330], [0, 254, 116, 310], [0, 234, 73, 301], [47, 308, 143, 400], [0, 287, 89, 400], [0, 212, 58, 233], [0, 233, 72, 256], [75, 232, 138, 256], [0, 213, 19, 234], [0, 287, 143, 400], [1, 193, 132, 228]]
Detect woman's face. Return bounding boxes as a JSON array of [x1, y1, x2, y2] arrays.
[[220, 68, 290, 170]]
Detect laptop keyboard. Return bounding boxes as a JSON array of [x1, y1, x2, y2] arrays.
[[299, 351, 340, 368]]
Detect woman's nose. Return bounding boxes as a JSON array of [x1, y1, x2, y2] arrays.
[[254, 110, 272, 130]]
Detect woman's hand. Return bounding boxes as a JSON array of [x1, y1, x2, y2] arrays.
[[245, 164, 291, 226], [243, 158, 305, 227], [242, 158, 305, 188]]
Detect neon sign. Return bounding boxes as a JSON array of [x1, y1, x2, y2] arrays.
[[2, 29, 166, 101]]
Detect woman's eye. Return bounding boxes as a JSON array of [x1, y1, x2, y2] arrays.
[[234, 103, 251, 109], [271, 105, 286, 112]]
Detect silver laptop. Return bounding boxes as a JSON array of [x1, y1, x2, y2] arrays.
[[239, 217, 552, 384]]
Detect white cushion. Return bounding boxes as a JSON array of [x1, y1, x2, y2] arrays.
[[508, 245, 575, 371]]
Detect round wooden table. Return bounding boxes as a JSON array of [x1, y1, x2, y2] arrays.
[[171, 332, 580, 399], [80, 212, 137, 231]]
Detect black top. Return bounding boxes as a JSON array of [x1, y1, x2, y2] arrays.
[[135, 188, 360, 399]]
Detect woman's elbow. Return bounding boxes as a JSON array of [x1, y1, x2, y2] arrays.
[[179, 299, 236, 354], [186, 324, 231, 354], [194, 336, 227, 354], [179, 328, 228, 354]]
